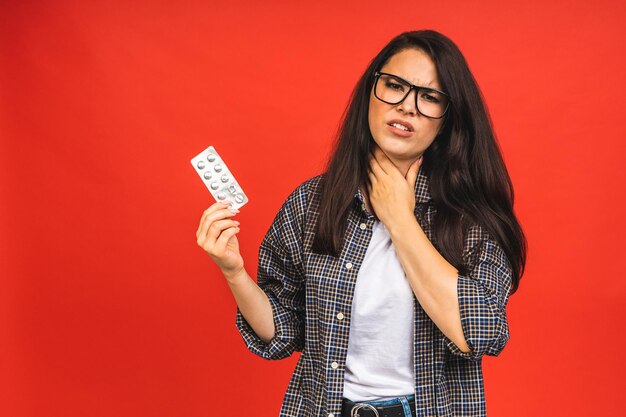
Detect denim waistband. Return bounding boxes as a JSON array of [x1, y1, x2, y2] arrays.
[[342, 394, 416, 417], [345, 394, 415, 406]]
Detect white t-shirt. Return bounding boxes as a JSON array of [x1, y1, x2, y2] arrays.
[[343, 220, 415, 401]]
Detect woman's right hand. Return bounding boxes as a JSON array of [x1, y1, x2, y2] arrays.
[[196, 201, 243, 278]]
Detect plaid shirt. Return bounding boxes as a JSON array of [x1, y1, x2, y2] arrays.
[[236, 167, 514, 417]]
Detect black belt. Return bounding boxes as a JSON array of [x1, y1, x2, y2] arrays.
[[341, 397, 416, 417]]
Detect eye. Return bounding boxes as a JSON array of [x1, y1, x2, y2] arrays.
[[385, 81, 405, 92], [420, 91, 441, 103]]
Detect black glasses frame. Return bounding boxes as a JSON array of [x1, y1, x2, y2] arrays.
[[373, 71, 451, 119]]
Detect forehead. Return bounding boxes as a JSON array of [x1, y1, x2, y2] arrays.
[[380, 48, 441, 88]]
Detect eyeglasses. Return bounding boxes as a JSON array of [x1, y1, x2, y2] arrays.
[[373, 71, 451, 119]]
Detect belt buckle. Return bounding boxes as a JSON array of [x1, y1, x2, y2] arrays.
[[350, 403, 380, 417]]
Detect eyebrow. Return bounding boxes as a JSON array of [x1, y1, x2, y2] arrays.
[[388, 73, 438, 89]]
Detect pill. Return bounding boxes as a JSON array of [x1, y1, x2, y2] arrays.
[[191, 145, 248, 210]]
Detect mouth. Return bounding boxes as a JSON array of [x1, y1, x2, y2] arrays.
[[387, 119, 414, 132], [387, 120, 413, 138]]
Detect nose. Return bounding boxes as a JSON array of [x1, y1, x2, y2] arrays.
[[397, 87, 418, 116]]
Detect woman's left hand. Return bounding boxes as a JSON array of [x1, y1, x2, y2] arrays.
[[367, 145, 423, 227]]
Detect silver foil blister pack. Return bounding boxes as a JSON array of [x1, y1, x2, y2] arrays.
[[191, 146, 249, 209]]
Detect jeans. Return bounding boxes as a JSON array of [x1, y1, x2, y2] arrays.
[[346, 394, 415, 417]]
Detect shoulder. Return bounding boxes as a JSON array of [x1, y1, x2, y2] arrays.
[[282, 174, 325, 209], [294, 174, 324, 196], [264, 175, 324, 248], [269, 174, 325, 227]]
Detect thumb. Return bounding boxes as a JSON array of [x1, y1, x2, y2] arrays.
[[406, 156, 423, 186]]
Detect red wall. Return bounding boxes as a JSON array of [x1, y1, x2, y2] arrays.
[[2, 1, 625, 416]]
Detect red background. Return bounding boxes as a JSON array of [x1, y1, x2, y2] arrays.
[[2, 1, 625, 416]]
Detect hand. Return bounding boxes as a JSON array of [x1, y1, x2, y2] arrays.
[[367, 146, 423, 227], [196, 201, 244, 278]]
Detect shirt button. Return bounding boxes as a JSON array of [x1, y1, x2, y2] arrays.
[[331, 362, 339, 369], [345, 262, 353, 270], [359, 223, 367, 230], [336, 312, 344, 320]]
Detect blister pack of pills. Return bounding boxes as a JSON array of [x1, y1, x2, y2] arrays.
[[190, 145, 249, 210]]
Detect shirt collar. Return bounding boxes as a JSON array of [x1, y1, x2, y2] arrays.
[[354, 166, 432, 207]]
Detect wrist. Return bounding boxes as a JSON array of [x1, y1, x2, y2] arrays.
[[385, 211, 418, 237], [222, 266, 247, 284]]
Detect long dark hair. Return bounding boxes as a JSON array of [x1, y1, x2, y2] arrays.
[[311, 30, 527, 294]]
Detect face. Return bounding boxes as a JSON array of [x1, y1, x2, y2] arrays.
[[368, 48, 444, 167]]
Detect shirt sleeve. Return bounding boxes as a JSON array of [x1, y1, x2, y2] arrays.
[[235, 182, 308, 360], [444, 224, 514, 361]]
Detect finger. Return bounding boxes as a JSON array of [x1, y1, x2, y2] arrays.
[[369, 156, 386, 178], [367, 166, 377, 185], [373, 146, 400, 173], [371, 143, 385, 160], [214, 226, 240, 253], [197, 207, 234, 244], [197, 202, 231, 237], [201, 208, 239, 237], [370, 149, 389, 175], [197, 214, 214, 248], [405, 156, 422, 187], [207, 219, 240, 241], [198, 209, 239, 247]]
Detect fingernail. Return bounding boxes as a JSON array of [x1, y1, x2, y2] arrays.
[[234, 221, 240, 225], [229, 208, 240, 213]]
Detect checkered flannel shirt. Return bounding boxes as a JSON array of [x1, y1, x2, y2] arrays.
[[236, 167, 514, 417]]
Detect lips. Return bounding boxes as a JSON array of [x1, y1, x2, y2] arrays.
[[386, 119, 414, 132]]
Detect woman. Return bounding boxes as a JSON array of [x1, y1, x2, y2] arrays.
[[196, 29, 527, 417]]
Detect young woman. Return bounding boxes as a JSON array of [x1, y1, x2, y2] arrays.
[[196, 29, 527, 417]]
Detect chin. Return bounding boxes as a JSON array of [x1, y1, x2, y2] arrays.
[[377, 139, 419, 158]]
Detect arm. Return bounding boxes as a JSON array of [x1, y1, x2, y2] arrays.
[[385, 214, 470, 353], [444, 227, 513, 360], [367, 146, 513, 361], [387, 218, 513, 361], [224, 267, 275, 344], [234, 183, 308, 360]]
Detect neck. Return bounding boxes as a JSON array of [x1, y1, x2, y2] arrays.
[[360, 154, 423, 214], [388, 154, 421, 178], [393, 160, 412, 177]]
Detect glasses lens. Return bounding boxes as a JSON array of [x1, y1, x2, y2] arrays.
[[417, 88, 449, 118], [375, 74, 449, 118], [376, 74, 410, 104]]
